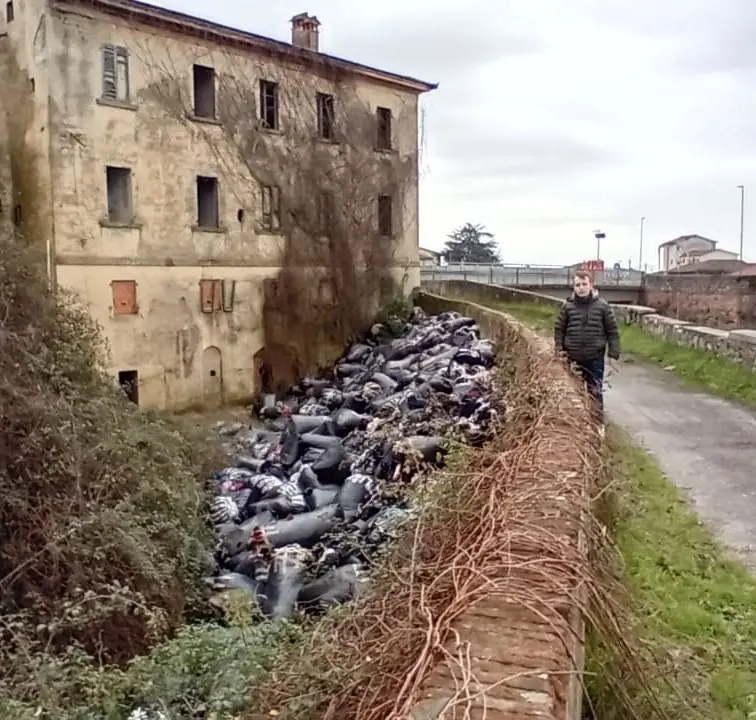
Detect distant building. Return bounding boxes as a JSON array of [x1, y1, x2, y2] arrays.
[[658, 234, 718, 271], [667, 258, 746, 275], [678, 248, 739, 267], [419, 247, 444, 267]]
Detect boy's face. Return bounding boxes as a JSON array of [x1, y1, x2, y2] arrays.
[[573, 275, 593, 297]]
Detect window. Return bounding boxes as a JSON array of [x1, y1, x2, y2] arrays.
[[317, 191, 334, 234], [6, 1, 14, 22], [199, 279, 235, 313], [259, 80, 279, 130], [111, 280, 138, 315], [378, 194, 393, 236], [196, 176, 219, 229], [101, 44, 129, 102], [13, 204, 22, 226], [106, 166, 133, 223], [316, 92, 334, 140], [118, 370, 139, 404], [376, 106, 392, 150], [261, 185, 281, 231], [193, 64, 215, 119]]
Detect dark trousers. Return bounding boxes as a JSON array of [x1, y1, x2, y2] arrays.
[[573, 355, 605, 413]]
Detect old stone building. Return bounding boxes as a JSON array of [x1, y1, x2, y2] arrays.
[[0, 0, 435, 409]]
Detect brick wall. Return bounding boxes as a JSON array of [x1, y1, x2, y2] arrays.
[[643, 274, 756, 329]]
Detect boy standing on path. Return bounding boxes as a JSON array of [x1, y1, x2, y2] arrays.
[[553, 270, 621, 419]]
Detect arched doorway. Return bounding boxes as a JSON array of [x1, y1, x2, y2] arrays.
[[253, 344, 300, 396], [202, 345, 223, 407]]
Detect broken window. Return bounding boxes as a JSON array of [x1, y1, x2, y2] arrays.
[[259, 80, 279, 130], [101, 44, 129, 102], [196, 175, 219, 229], [6, 1, 14, 22], [118, 369, 139, 404], [193, 64, 216, 119], [316, 191, 335, 235], [378, 194, 393, 236], [106, 166, 133, 223], [111, 279, 138, 315], [316, 92, 334, 140], [261, 185, 281, 231], [376, 106, 392, 150]]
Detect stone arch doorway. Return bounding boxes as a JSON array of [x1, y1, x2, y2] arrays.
[[202, 345, 223, 407]]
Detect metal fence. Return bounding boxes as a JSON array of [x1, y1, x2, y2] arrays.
[[420, 264, 645, 288]]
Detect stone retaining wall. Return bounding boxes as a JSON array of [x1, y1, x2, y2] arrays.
[[643, 272, 756, 330], [422, 280, 756, 370], [410, 290, 597, 720]]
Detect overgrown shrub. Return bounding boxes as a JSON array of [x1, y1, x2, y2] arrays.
[[0, 615, 304, 719], [0, 232, 216, 707]]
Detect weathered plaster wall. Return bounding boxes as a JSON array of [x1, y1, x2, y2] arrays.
[[0, 0, 56, 279], [17, 3, 423, 409]]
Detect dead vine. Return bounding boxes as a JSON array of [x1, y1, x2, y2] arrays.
[[238, 307, 678, 720], [134, 36, 420, 382]]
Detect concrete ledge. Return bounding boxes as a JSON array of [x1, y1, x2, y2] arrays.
[[410, 289, 597, 720]]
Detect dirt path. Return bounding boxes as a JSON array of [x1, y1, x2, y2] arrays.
[[605, 358, 756, 570]]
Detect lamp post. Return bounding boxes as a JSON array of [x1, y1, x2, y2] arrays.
[[593, 229, 606, 260], [639, 216, 645, 270], [738, 185, 745, 261]]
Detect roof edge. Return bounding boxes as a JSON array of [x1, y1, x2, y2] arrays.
[[51, 0, 439, 94], [658, 234, 717, 248]]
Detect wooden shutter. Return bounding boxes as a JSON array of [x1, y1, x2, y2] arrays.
[[111, 280, 137, 315], [102, 45, 117, 100], [200, 279, 215, 313], [200, 279, 225, 313], [221, 279, 236, 312]]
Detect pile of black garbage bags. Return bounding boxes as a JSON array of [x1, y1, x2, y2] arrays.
[[205, 307, 498, 621]]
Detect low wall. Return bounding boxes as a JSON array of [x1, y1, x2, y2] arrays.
[[422, 280, 756, 370], [644, 273, 756, 330], [409, 290, 598, 720]]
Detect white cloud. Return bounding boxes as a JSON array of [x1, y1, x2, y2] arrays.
[[155, 0, 756, 269]]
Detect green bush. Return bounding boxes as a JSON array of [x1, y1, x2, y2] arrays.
[[0, 614, 304, 719], [0, 234, 217, 706]]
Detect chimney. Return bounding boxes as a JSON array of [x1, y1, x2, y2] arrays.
[[290, 12, 320, 52]]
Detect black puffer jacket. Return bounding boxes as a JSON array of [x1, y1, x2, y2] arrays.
[[554, 291, 620, 361]]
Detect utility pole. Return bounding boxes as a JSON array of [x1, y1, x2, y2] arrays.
[[593, 229, 606, 260], [639, 216, 645, 270], [738, 185, 745, 261]]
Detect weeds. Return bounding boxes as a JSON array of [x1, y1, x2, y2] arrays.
[[0, 231, 220, 713]]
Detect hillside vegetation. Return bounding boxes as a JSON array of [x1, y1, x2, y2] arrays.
[[0, 234, 219, 714]]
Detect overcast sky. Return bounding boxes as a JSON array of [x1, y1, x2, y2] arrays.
[[156, 0, 756, 269]]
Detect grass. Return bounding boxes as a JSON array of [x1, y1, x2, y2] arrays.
[[600, 426, 756, 718], [487, 300, 756, 408]]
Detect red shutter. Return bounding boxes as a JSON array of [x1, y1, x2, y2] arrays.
[[112, 280, 137, 315]]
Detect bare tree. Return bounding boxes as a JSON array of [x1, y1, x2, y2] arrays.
[[135, 39, 418, 381]]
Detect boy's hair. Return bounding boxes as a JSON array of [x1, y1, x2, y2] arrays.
[[573, 270, 593, 283]]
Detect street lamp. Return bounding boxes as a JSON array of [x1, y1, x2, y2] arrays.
[[639, 216, 645, 270], [593, 229, 606, 260], [738, 185, 745, 261]]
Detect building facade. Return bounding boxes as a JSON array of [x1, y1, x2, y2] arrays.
[[0, 0, 435, 410], [676, 248, 739, 267], [657, 234, 717, 271]]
